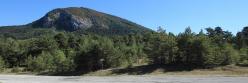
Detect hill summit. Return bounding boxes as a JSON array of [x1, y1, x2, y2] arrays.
[[31, 7, 151, 34]]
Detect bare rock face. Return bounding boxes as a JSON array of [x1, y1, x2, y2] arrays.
[[70, 15, 93, 30], [32, 8, 93, 31], [31, 7, 150, 34]]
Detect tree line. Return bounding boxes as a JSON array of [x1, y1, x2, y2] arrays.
[[0, 26, 248, 73]]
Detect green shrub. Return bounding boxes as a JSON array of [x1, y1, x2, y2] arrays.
[[11, 67, 22, 73], [0, 57, 5, 71]]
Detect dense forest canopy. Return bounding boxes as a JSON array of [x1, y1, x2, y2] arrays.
[[1, 26, 248, 74]]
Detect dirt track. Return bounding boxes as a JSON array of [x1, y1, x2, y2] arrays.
[[0, 75, 248, 83]]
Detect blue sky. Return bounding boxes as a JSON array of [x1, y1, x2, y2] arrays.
[[0, 0, 248, 34]]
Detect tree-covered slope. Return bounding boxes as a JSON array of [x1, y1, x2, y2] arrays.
[[0, 26, 56, 39], [0, 7, 153, 39]]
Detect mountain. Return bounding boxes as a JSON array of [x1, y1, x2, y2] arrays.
[[0, 7, 152, 39]]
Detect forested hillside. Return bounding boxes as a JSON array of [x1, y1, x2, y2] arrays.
[[0, 7, 152, 39], [1, 26, 248, 74]]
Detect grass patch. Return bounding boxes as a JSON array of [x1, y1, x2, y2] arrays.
[[0, 67, 34, 75], [85, 70, 114, 76]]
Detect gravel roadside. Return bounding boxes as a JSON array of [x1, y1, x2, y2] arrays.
[[0, 75, 248, 83]]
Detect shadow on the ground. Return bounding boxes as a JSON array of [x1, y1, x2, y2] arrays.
[[38, 71, 87, 76], [237, 64, 248, 67], [37, 64, 194, 76], [111, 64, 193, 75]]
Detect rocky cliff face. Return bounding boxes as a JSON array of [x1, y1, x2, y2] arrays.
[[32, 8, 93, 31], [31, 7, 151, 33]]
